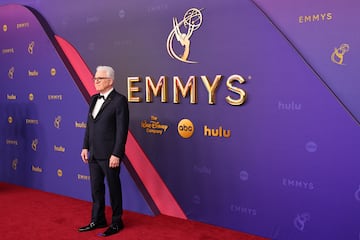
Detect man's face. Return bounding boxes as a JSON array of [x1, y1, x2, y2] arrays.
[[93, 70, 113, 93]]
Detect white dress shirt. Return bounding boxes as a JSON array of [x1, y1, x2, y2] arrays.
[[92, 88, 113, 118]]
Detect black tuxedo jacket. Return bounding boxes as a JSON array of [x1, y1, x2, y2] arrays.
[[83, 90, 129, 160]]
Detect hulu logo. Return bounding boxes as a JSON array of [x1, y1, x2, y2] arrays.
[[278, 101, 301, 111], [203, 125, 231, 138]]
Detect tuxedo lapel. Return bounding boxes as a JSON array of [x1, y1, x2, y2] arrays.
[[89, 95, 99, 118]]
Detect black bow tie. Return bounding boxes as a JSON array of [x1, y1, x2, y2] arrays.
[[98, 95, 105, 100]]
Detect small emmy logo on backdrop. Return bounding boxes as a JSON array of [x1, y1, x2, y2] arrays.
[[293, 212, 310, 231], [54, 116, 62, 129], [28, 41, 35, 54], [32, 139, 39, 151], [12, 159, 18, 170], [166, 8, 203, 64], [354, 185, 360, 202], [331, 43, 349, 65], [8, 67, 14, 79]]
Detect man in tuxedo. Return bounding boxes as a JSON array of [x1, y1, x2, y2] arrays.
[[79, 66, 129, 237]]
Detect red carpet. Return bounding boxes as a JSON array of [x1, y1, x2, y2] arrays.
[[0, 182, 268, 240]]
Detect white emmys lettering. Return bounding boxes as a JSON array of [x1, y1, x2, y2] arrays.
[[193, 165, 211, 175], [230, 204, 257, 216], [282, 178, 314, 190]]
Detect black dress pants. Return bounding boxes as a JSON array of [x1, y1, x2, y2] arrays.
[[89, 158, 123, 225]]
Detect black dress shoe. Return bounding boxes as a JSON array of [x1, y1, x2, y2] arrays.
[[100, 223, 124, 237], [78, 221, 107, 232]]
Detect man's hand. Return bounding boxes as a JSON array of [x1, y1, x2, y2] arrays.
[[109, 155, 120, 168], [81, 149, 89, 163]]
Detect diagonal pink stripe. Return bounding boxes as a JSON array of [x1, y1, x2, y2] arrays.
[[55, 35, 186, 219], [54, 36, 96, 97]]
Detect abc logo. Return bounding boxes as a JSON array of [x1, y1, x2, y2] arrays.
[[177, 119, 194, 138], [8, 116, 13, 124], [50, 68, 56, 76], [28, 93, 34, 101], [57, 169, 63, 177]]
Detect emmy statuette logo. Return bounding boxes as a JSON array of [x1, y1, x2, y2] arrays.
[[331, 43, 349, 65], [12, 159, 18, 170], [28, 41, 35, 54], [8, 67, 14, 79], [54, 116, 62, 129], [166, 8, 203, 64], [32, 139, 39, 151]]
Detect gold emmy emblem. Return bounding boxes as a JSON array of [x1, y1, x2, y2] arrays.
[[8, 67, 14, 79], [331, 43, 349, 65], [32, 139, 39, 151], [54, 116, 61, 129], [28, 93, 34, 101], [3, 24, 7, 32], [28, 41, 35, 54], [8, 116, 13, 124], [166, 8, 203, 64], [12, 159, 18, 170]]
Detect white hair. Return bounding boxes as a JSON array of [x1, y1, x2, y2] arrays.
[[96, 65, 115, 80]]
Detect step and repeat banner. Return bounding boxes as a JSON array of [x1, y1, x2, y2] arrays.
[[1, 1, 359, 239]]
